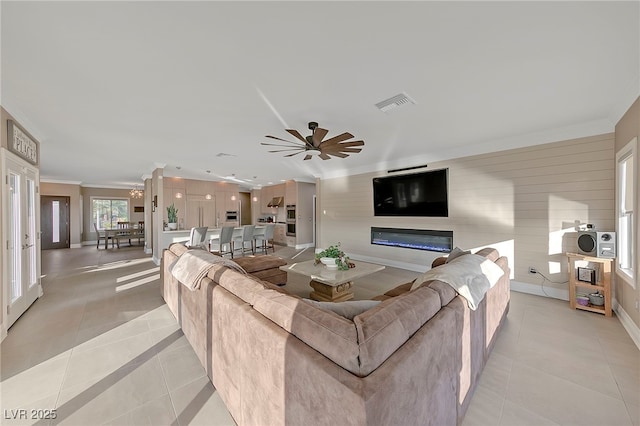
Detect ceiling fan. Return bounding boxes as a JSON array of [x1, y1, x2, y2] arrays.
[[262, 122, 364, 160]]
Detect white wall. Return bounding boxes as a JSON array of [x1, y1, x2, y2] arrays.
[[318, 133, 615, 297]]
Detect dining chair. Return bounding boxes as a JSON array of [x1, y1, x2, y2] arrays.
[[254, 224, 275, 254], [136, 221, 145, 244], [116, 221, 132, 246], [185, 226, 208, 249], [94, 222, 112, 249], [233, 225, 255, 256], [210, 226, 234, 258]]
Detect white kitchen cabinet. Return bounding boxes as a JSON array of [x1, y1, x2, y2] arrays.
[[285, 180, 297, 205], [273, 224, 286, 245], [186, 195, 216, 228], [261, 186, 273, 214]]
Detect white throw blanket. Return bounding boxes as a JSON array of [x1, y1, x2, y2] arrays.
[[410, 254, 504, 310], [169, 249, 247, 291]]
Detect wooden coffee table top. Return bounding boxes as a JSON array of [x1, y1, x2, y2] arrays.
[[280, 259, 385, 287]]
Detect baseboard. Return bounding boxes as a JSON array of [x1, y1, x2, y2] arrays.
[[71, 243, 82, 249], [295, 243, 315, 250], [152, 255, 161, 266], [613, 302, 640, 351], [145, 248, 153, 254], [510, 280, 569, 301]]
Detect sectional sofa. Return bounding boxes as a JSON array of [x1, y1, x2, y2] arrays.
[[161, 244, 510, 425]]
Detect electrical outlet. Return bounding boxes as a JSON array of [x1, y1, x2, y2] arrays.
[[528, 267, 537, 274]]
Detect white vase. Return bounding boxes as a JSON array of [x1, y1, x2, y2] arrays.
[[168, 222, 177, 230]]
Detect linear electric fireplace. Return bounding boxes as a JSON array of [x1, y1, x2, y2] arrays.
[[371, 227, 453, 253]]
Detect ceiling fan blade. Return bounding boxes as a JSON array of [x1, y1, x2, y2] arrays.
[[318, 152, 331, 160], [320, 132, 354, 146], [326, 152, 349, 158], [265, 135, 305, 146], [268, 148, 305, 153], [334, 140, 364, 148], [338, 148, 362, 153], [261, 142, 304, 147], [311, 127, 328, 147], [284, 151, 304, 157], [285, 129, 309, 144], [303, 154, 313, 160]]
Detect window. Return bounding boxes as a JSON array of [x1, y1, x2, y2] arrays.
[[616, 137, 637, 286], [92, 198, 129, 230]]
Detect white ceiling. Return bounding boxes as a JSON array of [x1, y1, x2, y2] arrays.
[[2, 1, 638, 190]]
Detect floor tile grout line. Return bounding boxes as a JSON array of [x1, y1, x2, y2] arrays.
[[52, 298, 87, 414], [595, 334, 637, 424], [157, 344, 182, 425]]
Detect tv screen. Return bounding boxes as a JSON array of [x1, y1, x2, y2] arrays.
[[373, 168, 448, 217]]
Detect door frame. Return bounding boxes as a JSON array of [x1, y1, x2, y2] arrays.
[[41, 195, 71, 249], [1, 149, 42, 337]]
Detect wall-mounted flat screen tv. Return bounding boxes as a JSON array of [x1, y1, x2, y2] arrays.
[[373, 168, 448, 217]]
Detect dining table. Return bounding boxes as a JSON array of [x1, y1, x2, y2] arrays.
[[104, 226, 144, 249]]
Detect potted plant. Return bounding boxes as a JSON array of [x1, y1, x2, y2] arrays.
[[314, 243, 353, 271], [167, 203, 178, 230]]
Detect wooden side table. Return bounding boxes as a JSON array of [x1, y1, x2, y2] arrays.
[[567, 252, 613, 316]]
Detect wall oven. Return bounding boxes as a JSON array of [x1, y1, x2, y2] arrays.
[[286, 205, 296, 236], [225, 211, 238, 221], [286, 205, 296, 221]]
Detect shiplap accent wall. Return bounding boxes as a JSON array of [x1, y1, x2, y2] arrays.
[[317, 133, 615, 296]]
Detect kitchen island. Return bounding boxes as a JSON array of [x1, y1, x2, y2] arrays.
[[160, 226, 266, 251]]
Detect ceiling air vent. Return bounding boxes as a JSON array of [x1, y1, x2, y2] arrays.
[[375, 92, 416, 113]]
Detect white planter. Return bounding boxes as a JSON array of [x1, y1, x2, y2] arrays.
[[168, 222, 178, 230]]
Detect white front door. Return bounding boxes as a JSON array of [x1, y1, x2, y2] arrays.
[[4, 153, 40, 328]]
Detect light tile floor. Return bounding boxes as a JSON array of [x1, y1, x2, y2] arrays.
[[0, 246, 638, 425]]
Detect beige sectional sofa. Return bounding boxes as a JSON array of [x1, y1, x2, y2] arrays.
[[161, 244, 510, 426]]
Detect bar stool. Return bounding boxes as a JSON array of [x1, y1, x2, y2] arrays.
[[233, 225, 255, 256], [210, 226, 235, 258], [254, 224, 275, 254]]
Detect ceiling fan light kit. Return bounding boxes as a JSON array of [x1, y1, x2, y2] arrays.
[[262, 121, 364, 161]]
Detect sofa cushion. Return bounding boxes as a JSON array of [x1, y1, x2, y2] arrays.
[[410, 254, 505, 310], [213, 267, 362, 375], [446, 247, 471, 263], [233, 255, 287, 273], [383, 281, 414, 297], [475, 247, 500, 262], [169, 242, 189, 257], [427, 280, 458, 307], [354, 286, 442, 376], [303, 299, 381, 320]]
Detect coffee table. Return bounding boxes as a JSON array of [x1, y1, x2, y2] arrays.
[[280, 259, 385, 302]]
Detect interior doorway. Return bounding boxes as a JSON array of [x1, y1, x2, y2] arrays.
[[239, 192, 251, 225], [41, 196, 71, 250], [3, 153, 41, 329]]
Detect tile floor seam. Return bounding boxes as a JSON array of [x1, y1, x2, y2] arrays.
[[167, 372, 217, 426], [51, 296, 89, 413], [510, 357, 629, 406], [71, 323, 152, 355], [156, 348, 182, 424]]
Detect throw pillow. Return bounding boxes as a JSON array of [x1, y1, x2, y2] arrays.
[[446, 246, 471, 263], [303, 299, 381, 320]]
